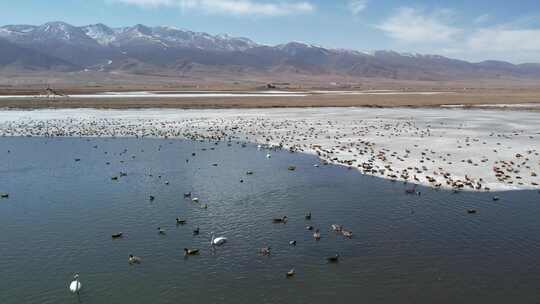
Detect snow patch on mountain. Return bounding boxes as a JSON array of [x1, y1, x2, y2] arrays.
[[81, 24, 116, 45]]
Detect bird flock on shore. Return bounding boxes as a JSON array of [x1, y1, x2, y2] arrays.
[[0, 112, 538, 192], [0, 111, 539, 296]]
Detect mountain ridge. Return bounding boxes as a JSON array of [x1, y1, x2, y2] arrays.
[[1, 21, 539, 81]]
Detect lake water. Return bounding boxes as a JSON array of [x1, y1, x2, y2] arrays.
[[1, 137, 539, 304]]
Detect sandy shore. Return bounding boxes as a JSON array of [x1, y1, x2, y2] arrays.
[[0, 107, 538, 192], [0, 89, 540, 109]]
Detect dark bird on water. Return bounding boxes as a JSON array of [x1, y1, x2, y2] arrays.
[[129, 254, 142, 264], [184, 248, 200, 256], [286, 268, 295, 277], [273, 216, 288, 223], [327, 254, 339, 263]]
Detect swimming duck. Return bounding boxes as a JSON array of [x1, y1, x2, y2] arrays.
[[184, 248, 200, 256], [405, 187, 417, 194], [111, 232, 123, 239], [184, 192, 192, 198], [342, 229, 353, 238], [313, 229, 321, 240], [305, 212, 312, 220], [272, 216, 288, 223], [286, 268, 295, 277], [289, 240, 297, 246], [193, 226, 200, 235], [128, 254, 142, 264], [176, 218, 186, 225], [331, 224, 343, 232], [327, 254, 339, 263], [157, 227, 166, 234], [259, 246, 271, 256]]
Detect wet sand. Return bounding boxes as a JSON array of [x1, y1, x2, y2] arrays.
[[0, 107, 538, 191]]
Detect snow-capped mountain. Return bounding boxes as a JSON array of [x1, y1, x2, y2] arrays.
[[1, 22, 98, 46], [0, 22, 259, 51], [1, 21, 540, 80], [0, 21, 261, 68], [0, 21, 258, 53]]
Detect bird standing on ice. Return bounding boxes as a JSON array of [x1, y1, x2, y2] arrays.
[[69, 274, 82, 294]]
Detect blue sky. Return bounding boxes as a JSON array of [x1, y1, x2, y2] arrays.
[[1, 0, 540, 63]]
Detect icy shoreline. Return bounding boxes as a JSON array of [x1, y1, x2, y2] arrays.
[[0, 107, 538, 192], [0, 90, 452, 99]]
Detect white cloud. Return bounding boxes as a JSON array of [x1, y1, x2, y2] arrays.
[[348, 0, 367, 15], [473, 14, 490, 24], [376, 7, 462, 44], [111, 0, 315, 16], [468, 28, 540, 52], [376, 7, 540, 62]]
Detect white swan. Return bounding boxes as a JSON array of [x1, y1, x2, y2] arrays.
[[210, 232, 227, 246], [69, 274, 82, 294]]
